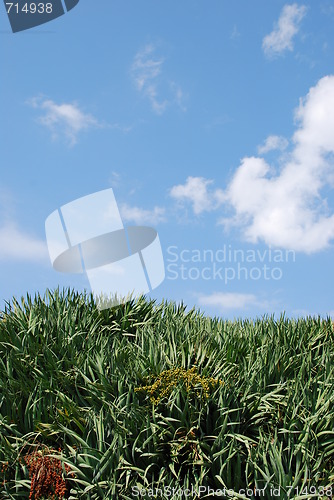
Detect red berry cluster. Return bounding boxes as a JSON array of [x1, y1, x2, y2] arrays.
[[24, 447, 73, 500], [1, 461, 9, 486], [0, 461, 9, 472]]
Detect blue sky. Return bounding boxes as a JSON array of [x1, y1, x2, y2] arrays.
[[1, 0, 334, 319]]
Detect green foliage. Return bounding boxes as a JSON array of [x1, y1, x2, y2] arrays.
[[0, 288, 334, 498]]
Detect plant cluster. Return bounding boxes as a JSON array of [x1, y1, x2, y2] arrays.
[[0, 289, 334, 498], [24, 446, 72, 499], [135, 366, 222, 404]]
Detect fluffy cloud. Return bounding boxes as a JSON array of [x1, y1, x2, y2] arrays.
[[29, 97, 102, 145], [258, 135, 289, 154], [131, 44, 185, 114], [0, 223, 48, 262], [221, 75, 334, 253], [262, 3, 307, 58], [170, 176, 224, 215], [120, 203, 166, 225]]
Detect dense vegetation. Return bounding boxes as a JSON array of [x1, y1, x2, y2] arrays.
[[0, 289, 334, 499]]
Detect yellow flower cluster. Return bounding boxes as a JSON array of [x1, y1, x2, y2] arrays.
[[135, 366, 222, 404]]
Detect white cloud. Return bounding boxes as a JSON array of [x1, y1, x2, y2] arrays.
[[198, 292, 261, 310], [258, 135, 289, 154], [0, 223, 48, 262], [132, 44, 163, 91], [131, 44, 185, 114], [170, 81, 187, 112], [109, 171, 121, 188], [220, 75, 334, 253], [230, 24, 241, 40], [29, 97, 102, 145], [120, 203, 166, 225], [131, 44, 167, 114], [262, 3, 307, 58], [170, 176, 225, 215], [292, 308, 313, 317]]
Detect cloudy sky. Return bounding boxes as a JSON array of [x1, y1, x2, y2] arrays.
[[1, 0, 334, 319]]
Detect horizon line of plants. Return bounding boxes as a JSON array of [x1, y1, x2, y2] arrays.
[[0, 288, 334, 499]]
